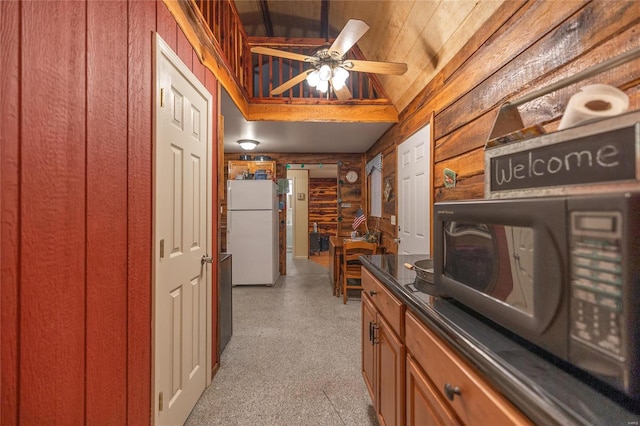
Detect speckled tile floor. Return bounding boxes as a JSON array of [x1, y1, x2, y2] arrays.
[[185, 255, 378, 426]]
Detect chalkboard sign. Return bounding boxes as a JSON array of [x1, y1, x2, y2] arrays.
[[488, 125, 637, 193]]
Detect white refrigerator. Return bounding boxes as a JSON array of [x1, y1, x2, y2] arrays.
[[227, 180, 279, 286]]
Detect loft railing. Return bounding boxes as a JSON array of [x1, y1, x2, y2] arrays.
[[195, 0, 250, 91], [192, 0, 390, 102]]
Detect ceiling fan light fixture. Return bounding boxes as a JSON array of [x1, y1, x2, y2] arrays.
[[318, 64, 332, 81], [237, 139, 259, 150]]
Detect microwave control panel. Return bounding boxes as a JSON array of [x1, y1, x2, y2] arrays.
[[568, 210, 624, 362]]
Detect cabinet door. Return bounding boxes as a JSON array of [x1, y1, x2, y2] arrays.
[[376, 313, 405, 426], [227, 161, 247, 180], [406, 354, 460, 426], [405, 311, 532, 425], [228, 160, 276, 180], [362, 294, 376, 400]]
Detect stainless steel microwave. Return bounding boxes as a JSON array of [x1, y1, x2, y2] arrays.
[[433, 192, 640, 399]]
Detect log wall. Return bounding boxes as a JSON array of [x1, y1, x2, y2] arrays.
[[309, 178, 338, 236], [366, 0, 640, 254]]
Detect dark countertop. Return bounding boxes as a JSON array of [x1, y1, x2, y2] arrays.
[[361, 254, 640, 426]]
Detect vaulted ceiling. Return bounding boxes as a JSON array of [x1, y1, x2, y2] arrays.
[[224, 0, 505, 153]]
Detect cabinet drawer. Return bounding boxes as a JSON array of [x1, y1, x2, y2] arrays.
[[362, 268, 404, 336], [361, 267, 377, 296], [405, 311, 532, 425]]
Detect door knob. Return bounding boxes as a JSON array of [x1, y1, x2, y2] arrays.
[[393, 238, 401, 243], [201, 255, 213, 265]]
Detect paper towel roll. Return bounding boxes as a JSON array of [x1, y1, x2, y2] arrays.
[[558, 84, 629, 130]]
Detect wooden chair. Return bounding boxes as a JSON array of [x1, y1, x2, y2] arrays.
[[341, 240, 377, 304]]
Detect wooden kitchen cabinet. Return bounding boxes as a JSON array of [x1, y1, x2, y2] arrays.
[[361, 267, 405, 426], [406, 353, 460, 425], [227, 160, 276, 180], [362, 266, 531, 426], [376, 312, 405, 426], [362, 295, 376, 398], [405, 311, 532, 425]]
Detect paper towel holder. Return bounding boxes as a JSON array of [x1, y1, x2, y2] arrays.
[[487, 46, 640, 145]]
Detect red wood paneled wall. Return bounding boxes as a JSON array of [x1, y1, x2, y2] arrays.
[[0, 1, 220, 424]]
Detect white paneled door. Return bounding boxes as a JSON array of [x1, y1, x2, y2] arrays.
[[153, 34, 213, 426], [397, 124, 431, 255]]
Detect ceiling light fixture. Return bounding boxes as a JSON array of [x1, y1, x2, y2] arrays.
[[306, 64, 349, 93], [237, 139, 259, 150]]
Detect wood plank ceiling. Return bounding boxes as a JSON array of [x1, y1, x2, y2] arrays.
[[234, 0, 506, 112]]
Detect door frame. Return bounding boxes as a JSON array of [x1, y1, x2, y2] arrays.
[[285, 164, 338, 262], [151, 32, 213, 422]]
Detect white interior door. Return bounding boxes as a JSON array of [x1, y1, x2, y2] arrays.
[[397, 124, 431, 255], [153, 33, 213, 426]]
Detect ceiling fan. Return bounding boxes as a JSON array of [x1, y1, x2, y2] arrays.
[[251, 19, 408, 100]]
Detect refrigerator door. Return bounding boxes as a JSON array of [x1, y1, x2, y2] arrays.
[[227, 209, 278, 285], [227, 180, 276, 210]]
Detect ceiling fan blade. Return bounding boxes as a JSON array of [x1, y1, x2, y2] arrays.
[[251, 46, 313, 62], [329, 19, 370, 57], [347, 59, 408, 75], [333, 85, 353, 101], [271, 70, 312, 95]]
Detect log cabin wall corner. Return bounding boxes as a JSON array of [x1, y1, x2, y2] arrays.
[[365, 0, 640, 254], [1, 1, 221, 423]]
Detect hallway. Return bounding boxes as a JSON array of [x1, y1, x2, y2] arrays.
[[185, 255, 378, 425]]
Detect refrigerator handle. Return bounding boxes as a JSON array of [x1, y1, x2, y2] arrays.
[[227, 181, 231, 207]]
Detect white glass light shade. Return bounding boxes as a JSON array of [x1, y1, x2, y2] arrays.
[[331, 66, 349, 90], [237, 140, 259, 150], [318, 64, 332, 81], [317, 80, 329, 93], [331, 78, 345, 90], [306, 70, 320, 87]]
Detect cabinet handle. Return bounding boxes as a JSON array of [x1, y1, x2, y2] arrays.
[[372, 323, 379, 344], [444, 383, 461, 401], [369, 322, 373, 343], [369, 290, 377, 296]]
